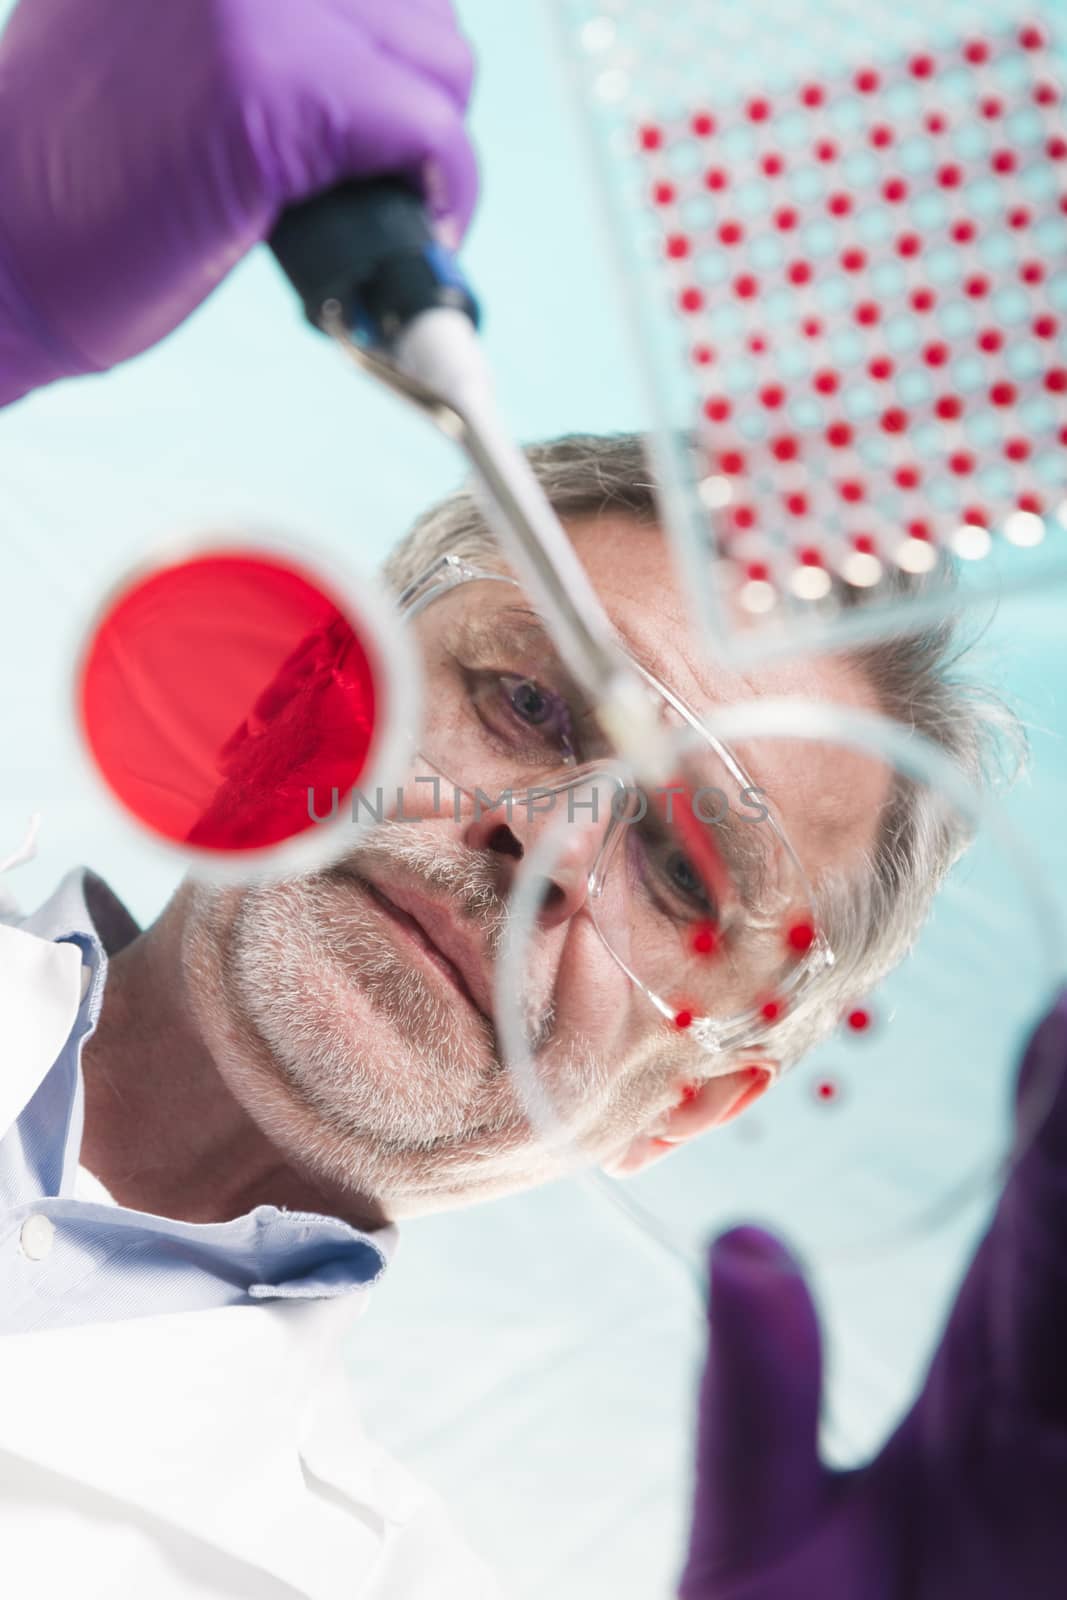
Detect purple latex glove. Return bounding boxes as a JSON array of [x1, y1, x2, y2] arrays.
[[680, 988, 1067, 1600], [0, 0, 477, 407]]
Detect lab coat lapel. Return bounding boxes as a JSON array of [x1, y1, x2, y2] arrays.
[[0, 1293, 380, 1594]]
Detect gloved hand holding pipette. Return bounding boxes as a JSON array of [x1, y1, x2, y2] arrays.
[[0, 0, 478, 408], [679, 987, 1067, 1600]]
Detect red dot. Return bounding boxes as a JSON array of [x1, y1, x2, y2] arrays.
[[1021, 260, 1046, 285], [841, 247, 866, 272], [673, 1009, 694, 1029], [855, 68, 880, 92], [802, 317, 823, 338], [801, 84, 825, 108], [1034, 315, 1058, 339], [896, 232, 921, 257], [895, 465, 921, 489], [704, 166, 729, 192], [813, 368, 839, 395], [852, 533, 877, 554], [910, 53, 936, 78], [1005, 438, 1031, 462], [771, 434, 799, 461], [704, 395, 732, 421], [963, 504, 988, 526], [799, 546, 823, 566], [652, 180, 677, 206], [720, 449, 745, 473], [881, 407, 908, 433], [788, 259, 813, 285], [978, 328, 1004, 353], [965, 39, 991, 64], [949, 450, 975, 475], [691, 111, 717, 137], [815, 1079, 839, 1103], [839, 479, 865, 503], [1008, 205, 1031, 229], [846, 1006, 872, 1031], [868, 356, 894, 381], [883, 177, 908, 202], [908, 518, 932, 541], [1020, 25, 1045, 50], [734, 273, 759, 299], [935, 394, 964, 420], [869, 123, 894, 149], [692, 342, 716, 365], [786, 493, 809, 516], [923, 342, 949, 367], [774, 206, 798, 231], [854, 302, 880, 326], [1047, 136, 1067, 161], [951, 220, 977, 244], [760, 997, 783, 1022], [964, 274, 990, 297], [1061, 196, 1067, 216], [1034, 82, 1060, 107], [733, 505, 757, 530], [692, 923, 720, 956], [745, 560, 769, 581], [826, 421, 853, 448], [1060, 427, 1067, 447], [747, 97, 771, 122], [639, 125, 663, 152], [992, 149, 1017, 175], [937, 163, 963, 188], [980, 96, 1003, 119], [679, 286, 705, 314], [1019, 492, 1044, 513], [787, 919, 816, 953], [1045, 368, 1067, 393], [761, 152, 785, 177], [815, 139, 838, 162], [760, 383, 785, 408], [925, 112, 948, 134], [990, 381, 1016, 405], [748, 335, 768, 355], [827, 192, 852, 216], [718, 220, 744, 246], [665, 233, 690, 259]]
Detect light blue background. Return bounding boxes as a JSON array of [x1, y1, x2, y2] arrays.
[[3, 2, 1067, 1595]]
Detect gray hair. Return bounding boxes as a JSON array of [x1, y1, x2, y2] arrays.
[[381, 432, 1026, 1074]]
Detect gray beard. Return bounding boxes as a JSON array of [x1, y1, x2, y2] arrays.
[[222, 825, 566, 1151]]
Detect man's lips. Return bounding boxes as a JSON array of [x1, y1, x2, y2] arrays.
[[360, 878, 496, 1027]]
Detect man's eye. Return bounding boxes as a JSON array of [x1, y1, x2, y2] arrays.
[[665, 850, 704, 902], [468, 670, 577, 762], [631, 829, 719, 924], [508, 677, 554, 726], [660, 847, 717, 920]]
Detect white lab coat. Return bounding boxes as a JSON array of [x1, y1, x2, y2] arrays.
[[0, 916, 502, 1599]]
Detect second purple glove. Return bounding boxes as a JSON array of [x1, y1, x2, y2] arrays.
[[679, 990, 1067, 1599], [0, 0, 478, 407]]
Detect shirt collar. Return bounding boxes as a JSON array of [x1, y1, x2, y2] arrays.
[[6, 867, 397, 1314]]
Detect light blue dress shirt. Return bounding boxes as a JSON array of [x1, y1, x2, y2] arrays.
[[0, 867, 391, 1335]]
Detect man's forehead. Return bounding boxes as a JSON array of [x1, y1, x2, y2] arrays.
[[561, 513, 891, 870], [561, 513, 814, 707]]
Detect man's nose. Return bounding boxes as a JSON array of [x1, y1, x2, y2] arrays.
[[462, 779, 616, 930]]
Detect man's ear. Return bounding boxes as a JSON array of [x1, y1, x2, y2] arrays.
[[602, 1059, 776, 1178]]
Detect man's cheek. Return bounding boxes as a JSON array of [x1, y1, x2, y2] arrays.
[[540, 917, 637, 1054]]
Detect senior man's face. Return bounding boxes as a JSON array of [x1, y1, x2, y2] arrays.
[[179, 516, 890, 1217]]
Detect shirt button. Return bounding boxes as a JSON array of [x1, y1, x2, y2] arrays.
[[19, 1214, 55, 1261]]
